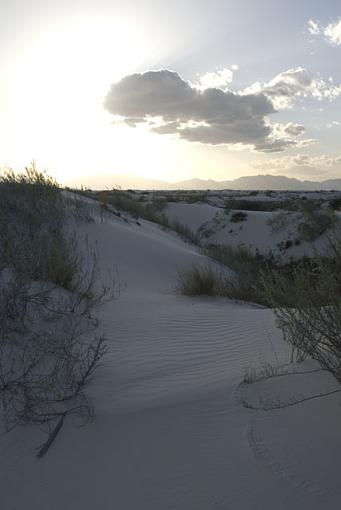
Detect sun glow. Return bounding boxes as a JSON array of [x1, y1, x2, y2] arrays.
[[1, 12, 181, 183]]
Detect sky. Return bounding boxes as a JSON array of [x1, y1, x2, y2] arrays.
[[0, 0, 340, 185]]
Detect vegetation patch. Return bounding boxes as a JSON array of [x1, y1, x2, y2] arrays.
[[230, 211, 248, 223], [0, 165, 114, 457], [177, 264, 225, 296], [261, 235, 341, 379]]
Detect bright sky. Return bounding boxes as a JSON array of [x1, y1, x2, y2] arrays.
[[0, 0, 340, 185]]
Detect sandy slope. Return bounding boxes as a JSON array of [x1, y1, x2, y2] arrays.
[[1, 209, 341, 509], [165, 202, 340, 260]]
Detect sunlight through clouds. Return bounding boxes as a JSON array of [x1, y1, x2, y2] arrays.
[[1, 1, 341, 184]]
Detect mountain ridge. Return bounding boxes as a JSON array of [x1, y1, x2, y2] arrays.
[[66, 173, 341, 191]]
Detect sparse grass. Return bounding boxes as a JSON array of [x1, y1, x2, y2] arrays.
[[203, 244, 275, 304], [0, 164, 80, 289], [177, 264, 225, 296], [0, 164, 113, 457], [75, 188, 200, 245], [243, 363, 280, 384]]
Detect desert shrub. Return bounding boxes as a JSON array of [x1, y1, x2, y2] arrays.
[[297, 202, 336, 241], [0, 272, 108, 453], [163, 193, 182, 203], [230, 211, 248, 223], [261, 236, 341, 376], [298, 211, 336, 241], [84, 189, 163, 223], [177, 264, 225, 296], [0, 165, 80, 289], [329, 197, 341, 211], [178, 246, 278, 303], [203, 244, 317, 305], [76, 188, 200, 245], [0, 165, 113, 457], [268, 205, 336, 240], [267, 211, 293, 234], [65, 192, 95, 223], [107, 189, 158, 219], [203, 244, 275, 304], [152, 198, 168, 212], [187, 192, 208, 204], [277, 239, 294, 251], [225, 198, 295, 212], [168, 220, 200, 245]]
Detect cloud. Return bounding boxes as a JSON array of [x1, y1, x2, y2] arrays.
[[194, 67, 235, 91], [253, 154, 341, 176], [243, 67, 341, 109], [104, 69, 316, 152], [308, 19, 321, 35], [308, 18, 341, 46], [326, 120, 341, 128], [271, 122, 305, 138]]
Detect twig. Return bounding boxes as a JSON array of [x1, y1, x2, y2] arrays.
[[36, 413, 66, 458]]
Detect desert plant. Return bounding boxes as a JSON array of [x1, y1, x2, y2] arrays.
[[0, 165, 114, 457], [75, 188, 200, 245], [267, 211, 293, 234], [329, 197, 341, 211], [297, 202, 336, 241], [177, 264, 225, 296], [203, 244, 276, 303], [261, 236, 341, 376], [0, 272, 107, 454], [230, 211, 248, 223], [225, 198, 295, 212], [0, 164, 79, 289]]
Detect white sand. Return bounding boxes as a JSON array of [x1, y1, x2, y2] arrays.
[[165, 201, 341, 260], [165, 202, 220, 231], [1, 207, 341, 509]]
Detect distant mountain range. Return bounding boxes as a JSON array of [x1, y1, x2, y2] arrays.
[[66, 173, 341, 191]]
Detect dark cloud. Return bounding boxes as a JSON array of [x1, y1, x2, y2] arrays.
[[104, 70, 316, 152], [104, 70, 293, 151]]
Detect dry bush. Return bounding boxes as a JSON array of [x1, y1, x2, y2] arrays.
[[297, 202, 337, 241], [0, 273, 107, 448], [0, 165, 114, 457], [261, 236, 341, 376], [204, 244, 275, 304], [267, 211, 294, 234], [75, 188, 200, 245], [0, 164, 76, 288], [177, 265, 225, 296]]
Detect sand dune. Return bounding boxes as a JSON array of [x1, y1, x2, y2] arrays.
[[1, 206, 341, 510]]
